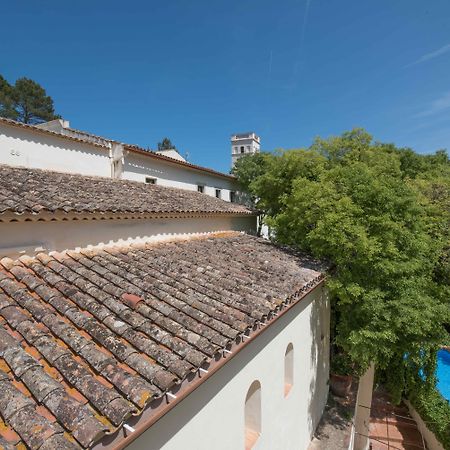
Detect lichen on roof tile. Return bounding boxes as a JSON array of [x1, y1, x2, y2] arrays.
[[0, 165, 253, 218], [0, 233, 324, 448]]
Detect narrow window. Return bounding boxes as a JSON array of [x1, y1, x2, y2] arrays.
[[145, 177, 157, 184], [234, 146, 238, 153], [215, 189, 221, 199], [230, 191, 236, 203], [246, 145, 250, 152], [284, 343, 294, 396], [197, 185, 204, 193], [245, 381, 261, 450], [240, 146, 245, 154]]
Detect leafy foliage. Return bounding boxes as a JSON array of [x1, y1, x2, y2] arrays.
[[233, 129, 450, 397], [0, 75, 59, 124], [157, 137, 176, 150], [330, 352, 354, 376], [409, 382, 450, 449]]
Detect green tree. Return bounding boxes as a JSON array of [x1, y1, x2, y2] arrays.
[[234, 129, 450, 400], [232, 153, 273, 235], [0, 75, 59, 124], [0, 75, 17, 120], [11, 77, 59, 124], [158, 137, 176, 150]]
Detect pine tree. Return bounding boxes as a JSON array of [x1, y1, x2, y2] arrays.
[[12, 77, 59, 124], [0, 75, 17, 120], [158, 137, 176, 150], [0, 75, 59, 124]]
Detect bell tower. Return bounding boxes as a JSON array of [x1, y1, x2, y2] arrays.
[[231, 132, 260, 168]]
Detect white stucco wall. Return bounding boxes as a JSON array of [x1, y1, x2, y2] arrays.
[[0, 122, 111, 177], [0, 121, 241, 203], [155, 149, 186, 161], [127, 285, 330, 450], [123, 152, 239, 202], [0, 215, 257, 259]]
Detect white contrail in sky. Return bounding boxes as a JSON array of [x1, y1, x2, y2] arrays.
[[407, 43, 450, 67], [415, 91, 450, 117], [291, 0, 313, 87]]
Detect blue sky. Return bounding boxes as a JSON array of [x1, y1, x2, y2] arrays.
[[1, 0, 450, 173]]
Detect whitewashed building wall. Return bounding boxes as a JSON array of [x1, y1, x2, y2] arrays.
[[123, 151, 238, 202], [0, 121, 111, 177], [0, 121, 240, 202], [127, 285, 330, 450], [0, 215, 257, 259]]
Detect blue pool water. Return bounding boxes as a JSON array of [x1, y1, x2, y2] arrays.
[[436, 349, 450, 401]]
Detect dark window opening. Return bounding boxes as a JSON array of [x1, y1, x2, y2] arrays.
[[240, 146, 245, 153], [145, 177, 157, 184], [198, 185, 205, 193], [215, 189, 221, 199], [230, 191, 236, 203]]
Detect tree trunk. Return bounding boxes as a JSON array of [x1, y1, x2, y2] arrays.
[[353, 363, 375, 450]]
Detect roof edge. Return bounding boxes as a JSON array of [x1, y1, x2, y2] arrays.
[[0, 116, 110, 149], [0, 209, 255, 223], [0, 117, 236, 181], [94, 275, 325, 450], [124, 145, 236, 181]]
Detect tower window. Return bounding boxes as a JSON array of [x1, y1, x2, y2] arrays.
[[245, 381, 261, 450], [215, 189, 221, 199], [284, 343, 294, 396], [230, 191, 236, 203], [240, 146, 245, 154], [197, 185, 205, 193], [234, 146, 238, 153], [145, 177, 157, 184]]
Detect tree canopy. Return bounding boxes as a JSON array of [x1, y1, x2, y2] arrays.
[[157, 137, 176, 151], [232, 129, 450, 398], [0, 75, 16, 119], [0, 75, 59, 124]]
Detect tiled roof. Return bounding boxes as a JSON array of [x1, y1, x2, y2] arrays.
[[123, 145, 236, 181], [0, 117, 108, 149], [0, 165, 252, 218], [0, 233, 324, 449]]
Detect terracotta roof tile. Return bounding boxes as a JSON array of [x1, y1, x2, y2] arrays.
[[0, 233, 324, 448], [0, 165, 252, 219]]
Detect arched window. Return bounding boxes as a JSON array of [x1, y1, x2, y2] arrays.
[[284, 343, 294, 396], [245, 380, 261, 450]]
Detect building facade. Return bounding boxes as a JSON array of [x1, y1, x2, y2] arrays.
[[127, 284, 329, 450], [0, 117, 240, 203], [231, 132, 261, 168], [0, 121, 329, 450]]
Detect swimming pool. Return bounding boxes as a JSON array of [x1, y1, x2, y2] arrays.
[[437, 349, 450, 401]]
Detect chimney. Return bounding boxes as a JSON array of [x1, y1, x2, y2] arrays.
[[35, 119, 70, 132]]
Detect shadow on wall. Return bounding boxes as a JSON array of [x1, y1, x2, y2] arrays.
[[124, 292, 317, 450], [123, 156, 233, 187], [0, 217, 257, 259], [307, 286, 330, 436], [0, 125, 109, 164]]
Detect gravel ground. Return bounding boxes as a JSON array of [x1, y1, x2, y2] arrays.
[[308, 389, 356, 450]]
